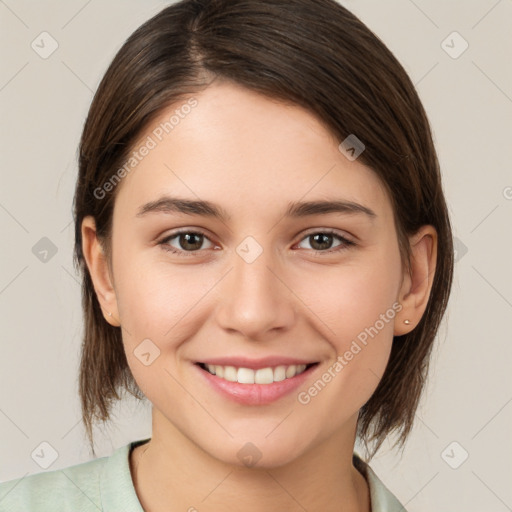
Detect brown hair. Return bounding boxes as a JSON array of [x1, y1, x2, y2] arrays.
[[73, 0, 454, 459]]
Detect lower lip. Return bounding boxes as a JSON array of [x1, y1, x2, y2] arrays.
[[196, 364, 317, 406]]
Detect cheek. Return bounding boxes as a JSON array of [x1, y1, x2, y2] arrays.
[[113, 250, 217, 380], [293, 270, 399, 430], [296, 247, 401, 395], [297, 251, 401, 345], [113, 260, 197, 399], [113, 244, 200, 332]]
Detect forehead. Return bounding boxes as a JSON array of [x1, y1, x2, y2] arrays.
[[113, 81, 392, 223]]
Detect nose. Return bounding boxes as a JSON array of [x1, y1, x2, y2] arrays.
[[215, 242, 296, 341]]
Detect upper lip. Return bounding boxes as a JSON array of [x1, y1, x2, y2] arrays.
[[197, 356, 317, 370]]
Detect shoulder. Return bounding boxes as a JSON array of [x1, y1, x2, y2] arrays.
[[353, 454, 408, 512], [0, 451, 109, 512], [0, 441, 144, 512]]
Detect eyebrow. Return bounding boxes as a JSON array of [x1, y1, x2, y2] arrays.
[[136, 196, 377, 221]]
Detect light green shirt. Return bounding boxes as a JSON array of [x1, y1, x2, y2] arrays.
[[0, 438, 407, 511]]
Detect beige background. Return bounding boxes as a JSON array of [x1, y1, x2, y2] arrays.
[[1, 1, 511, 510]]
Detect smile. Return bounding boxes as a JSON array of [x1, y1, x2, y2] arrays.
[[195, 359, 319, 405], [198, 362, 314, 384]]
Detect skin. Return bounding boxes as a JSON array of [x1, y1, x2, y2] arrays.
[[82, 80, 437, 512]]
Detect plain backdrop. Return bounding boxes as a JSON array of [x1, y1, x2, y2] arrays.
[[1, 1, 511, 510]]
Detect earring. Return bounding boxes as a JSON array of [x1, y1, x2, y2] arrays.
[[108, 311, 112, 317], [404, 319, 411, 325]]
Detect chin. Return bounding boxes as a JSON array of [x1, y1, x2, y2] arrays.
[[201, 433, 311, 470]]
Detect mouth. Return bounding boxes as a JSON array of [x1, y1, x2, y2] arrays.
[[194, 359, 319, 405], [196, 362, 317, 384]]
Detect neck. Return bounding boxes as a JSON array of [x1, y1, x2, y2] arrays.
[[130, 409, 370, 512]]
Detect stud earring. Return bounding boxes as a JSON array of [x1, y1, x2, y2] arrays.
[[404, 319, 411, 325], [108, 311, 112, 317]]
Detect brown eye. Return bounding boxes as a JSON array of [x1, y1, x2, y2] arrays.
[[175, 232, 204, 251], [296, 230, 355, 253], [159, 230, 215, 256]]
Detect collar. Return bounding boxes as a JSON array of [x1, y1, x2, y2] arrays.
[[353, 453, 407, 511], [99, 439, 406, 511]]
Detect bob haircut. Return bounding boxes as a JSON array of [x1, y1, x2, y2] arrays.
[[73, 0, 454, 458]]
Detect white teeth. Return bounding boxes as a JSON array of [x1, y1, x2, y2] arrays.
[[203, 363, 310, 384], [255, 367, 274, 384], [285, 365, 297, 378], [273, 365, 286, 382], [237, 367, 255, 384], [223, 366, 237, 382]]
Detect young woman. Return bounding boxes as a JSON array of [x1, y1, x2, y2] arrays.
[[0, 0, 453, 510]]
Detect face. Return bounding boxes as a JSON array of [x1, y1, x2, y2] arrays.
[[100, 81, 406, 467]]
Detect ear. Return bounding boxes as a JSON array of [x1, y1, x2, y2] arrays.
[[394, 225, 438, 336], [81, 215, 121, 327]]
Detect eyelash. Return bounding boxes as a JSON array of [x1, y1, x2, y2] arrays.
[[158, 228, 356, 258]]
